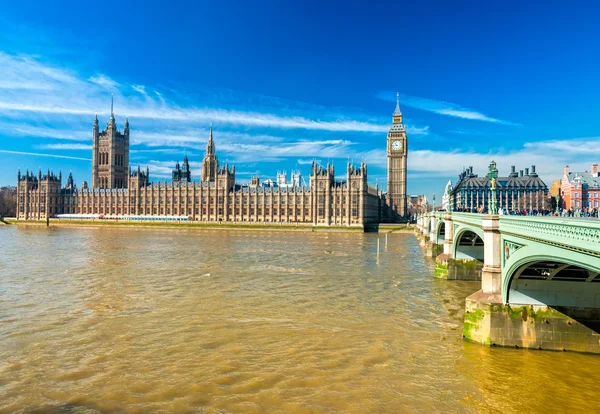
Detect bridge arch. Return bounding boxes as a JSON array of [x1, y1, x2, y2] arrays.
[[503, 245, 600, 306], [436, 219, 445, 244], [453, 226, 484, 261]]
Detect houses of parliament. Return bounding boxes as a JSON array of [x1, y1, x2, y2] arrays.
[[16, 96, 409, 226]]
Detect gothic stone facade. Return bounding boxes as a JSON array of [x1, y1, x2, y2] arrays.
[[17, 100, 406, 225], [17, 123, 399, 226], [386, 93, 408, 221]]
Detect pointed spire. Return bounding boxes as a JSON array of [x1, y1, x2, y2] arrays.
[[205, 123, 215, 156], [394, 91, 401, 115], [111, 93, 114, 117]]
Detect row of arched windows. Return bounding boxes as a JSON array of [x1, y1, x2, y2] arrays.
[[98, 177, 125, 189], [98, 153, 126, 166]]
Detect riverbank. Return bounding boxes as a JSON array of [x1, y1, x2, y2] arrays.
[[3, 220, 416, 235], [6, 219, 414, 233]]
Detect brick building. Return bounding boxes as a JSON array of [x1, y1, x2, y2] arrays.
[[561, 164, 600, 210]]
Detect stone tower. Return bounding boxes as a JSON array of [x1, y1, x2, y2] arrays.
[[92, 96, 130, 188], [201, 125, 218, 182], [173, 155, 191, 182], [386, 92, 408, 220]]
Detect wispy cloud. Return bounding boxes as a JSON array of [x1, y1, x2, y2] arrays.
[[524, 138, 600, 155], [0, 123, 89, 141], [297, 159, 318, 165], [131, 148, 198, 155], [0, 52, 397, 133], [405, 145, 595, 184], [0, 53, 77, 91], [131, 84, 147, 95], [89, 74, 120, 89], [0, 149, 90, 161], [376, 91, 520, 126], [38, 143, 92, 150], [218, 139, 357, 163]]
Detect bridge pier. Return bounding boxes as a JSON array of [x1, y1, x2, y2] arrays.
[[464, 292, 600, 353], [419, 211, 600, 352], [481, 215, 501, 293], [416, 214, 443, 257], [463, 215, 600, 353], [435, 212, 482, 280]]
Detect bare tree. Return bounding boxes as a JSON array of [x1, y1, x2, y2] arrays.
[[0, 186, 17, 217]]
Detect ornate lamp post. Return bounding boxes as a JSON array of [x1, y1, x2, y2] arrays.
[[556, 192, 561, 214], [432, 194, 436, 212], [489, 178, 498, 214], [487, 160, 499, 215]]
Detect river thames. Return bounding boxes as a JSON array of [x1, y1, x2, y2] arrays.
[[1, 225, 599, 413]]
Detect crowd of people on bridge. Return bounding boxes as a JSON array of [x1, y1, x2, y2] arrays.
[[444, 207, 599, 218], [554, 208, 599, 218]]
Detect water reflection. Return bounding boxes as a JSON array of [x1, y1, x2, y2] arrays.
[[0, 226, 599, 413]]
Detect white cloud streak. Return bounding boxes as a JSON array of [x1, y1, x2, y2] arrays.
[[377, 91, 520, 126], [39, 143, 92, 150], [524, 138, 600, 155], [0, 52, 407, 134], [0, 149, 90, 161], [89, 74, 120, 89]]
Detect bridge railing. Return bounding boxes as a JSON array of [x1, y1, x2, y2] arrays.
[[499, 216, 600, 254], [450, 212, 484, 227]]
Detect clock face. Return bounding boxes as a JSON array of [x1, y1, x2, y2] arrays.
[[391, 140, 402, 151]]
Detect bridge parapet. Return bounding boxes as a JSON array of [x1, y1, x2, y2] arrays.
[[499, 216, 600, 256], [451, 212, 484, 228]]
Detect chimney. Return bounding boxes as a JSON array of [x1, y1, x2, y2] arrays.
[[520, 170, 523, 177], [592, 163, 599, 177], [531, 165, 536, 174], [564, 165, 569, 176], [525, 167, 529, 175], [511, 165, 515, 173]]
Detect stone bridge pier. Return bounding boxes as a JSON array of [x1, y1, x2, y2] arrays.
[[416, 212, 600, 353]]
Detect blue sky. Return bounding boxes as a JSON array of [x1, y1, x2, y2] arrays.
[[1, 0, 599, 197]]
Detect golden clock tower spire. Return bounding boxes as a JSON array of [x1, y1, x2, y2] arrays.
[[386, 92, 408, 221]]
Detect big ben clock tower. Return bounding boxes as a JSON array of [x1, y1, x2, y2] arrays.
[[386, 92, 408, 221]]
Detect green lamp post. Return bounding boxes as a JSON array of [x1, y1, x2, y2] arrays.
[[487, 160, 499, 215]]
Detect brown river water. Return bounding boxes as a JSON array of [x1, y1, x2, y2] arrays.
[[1, 225, 599, 413]]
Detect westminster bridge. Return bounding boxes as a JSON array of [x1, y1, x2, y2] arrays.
[[416, 211, 600, 353]]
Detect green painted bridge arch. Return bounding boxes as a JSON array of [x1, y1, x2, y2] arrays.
[[435, 217, 445, 245], [450, 213, 485, 262], [416, 211, 600, 352], [418, 211, 600, 306], [499, 216, 600, 307]]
